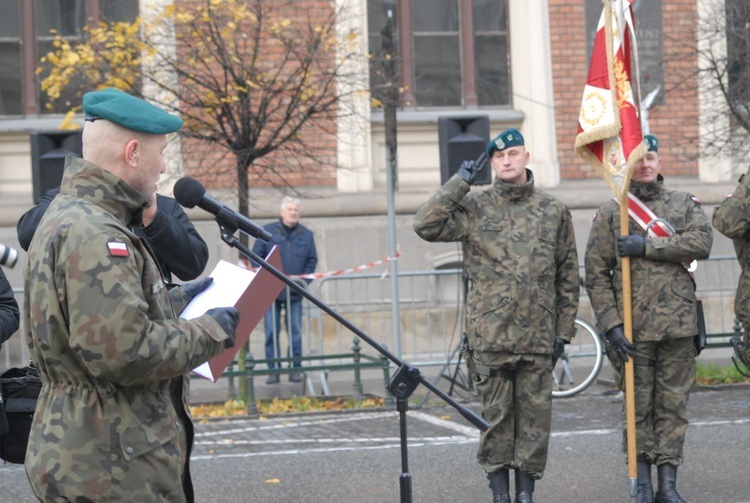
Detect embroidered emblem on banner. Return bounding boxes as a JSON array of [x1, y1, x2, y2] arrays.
[[107, 241, 129, 257]]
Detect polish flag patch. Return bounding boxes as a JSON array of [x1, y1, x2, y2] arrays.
[[107, 241, 129, 257]]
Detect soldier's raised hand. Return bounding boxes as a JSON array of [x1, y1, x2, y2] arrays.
[[457, 152, 488, 185]]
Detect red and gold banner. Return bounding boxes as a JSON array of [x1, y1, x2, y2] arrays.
[[575, 0, 645, 202]]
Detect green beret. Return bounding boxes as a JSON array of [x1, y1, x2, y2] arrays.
[[644, 134, 658, 152], [83, 88, 183, 134], [487, 128, 525, 155]]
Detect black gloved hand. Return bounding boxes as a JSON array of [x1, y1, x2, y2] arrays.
[[552, 337, 566, 366], [181, 277, 214, 304], [730, 335, 750, 372], [206, 307, 240, 348], [617, 235, 646, 257], [604, 324, 636, 362], [457, 153, 488, 185]]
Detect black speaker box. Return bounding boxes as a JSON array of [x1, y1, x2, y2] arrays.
[[438, 115, 491, 185], [30, 130, 83, 203]]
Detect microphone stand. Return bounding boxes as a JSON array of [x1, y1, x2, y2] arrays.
[[215, 223, 489, 503]]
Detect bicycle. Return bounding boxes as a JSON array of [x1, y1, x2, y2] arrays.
[[552, 318, 604, 398], [423, 318, 605, 404]]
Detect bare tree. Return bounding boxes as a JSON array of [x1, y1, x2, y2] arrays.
[[38, 0, 369, 403], [39, 0, 368, 211], [675, 0, 750, 167]]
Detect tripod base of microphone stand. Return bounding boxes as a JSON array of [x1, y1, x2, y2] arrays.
[[388, 364, 422, 503]]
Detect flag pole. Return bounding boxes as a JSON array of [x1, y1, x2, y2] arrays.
[[623, 3, 640, 495], [619, 199, 638, 496], [573, 0, 644, 490]]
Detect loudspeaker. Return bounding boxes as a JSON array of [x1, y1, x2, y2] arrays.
[[438, 115, 491, 185], [30, 131, 83, 203]]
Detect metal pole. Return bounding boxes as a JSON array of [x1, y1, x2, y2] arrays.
[[383, 9, 402, 357], [386, 148, 401, 357]]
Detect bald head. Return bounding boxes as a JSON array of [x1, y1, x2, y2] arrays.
[[82, 120, 168, 201], [82, 120, 130, 169]]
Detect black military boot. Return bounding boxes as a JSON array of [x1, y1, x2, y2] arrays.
[[636, 460, 654, 503], [487, 469, 511, 503], [655, 464, 686, 503], [514, 469, 535, 503]]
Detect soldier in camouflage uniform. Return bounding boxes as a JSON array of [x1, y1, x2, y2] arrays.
[[23, 88, 240, 503], [414, 128, 579, 503], [584, 135, 712, 503], [712, 166, 750, 371]]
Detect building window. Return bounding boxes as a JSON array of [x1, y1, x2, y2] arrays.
[[367, 0, 510, 109], [0, 0, 137, 118], [0, 0, 22, 115], [725, 0, 749, 108]]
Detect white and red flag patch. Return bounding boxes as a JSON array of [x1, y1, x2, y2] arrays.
[[107, 241, 129, 257]]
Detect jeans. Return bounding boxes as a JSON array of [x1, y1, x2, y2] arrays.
[[263, 298, 302, 369]]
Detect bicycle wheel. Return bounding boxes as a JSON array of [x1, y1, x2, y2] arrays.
[[552, 318, 603, 398]]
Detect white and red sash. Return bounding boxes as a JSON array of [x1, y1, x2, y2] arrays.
[[613, 192, 697, 272], [623, 192, 673, 238]]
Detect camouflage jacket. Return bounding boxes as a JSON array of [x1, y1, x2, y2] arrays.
[[584, 176, 712, 341], [712, 167, 750, 329], [23, 157, 229, 502], [413, 171, 579, 354]]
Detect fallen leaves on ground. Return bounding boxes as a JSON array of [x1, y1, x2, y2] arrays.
[[190, 396, 385, 419]]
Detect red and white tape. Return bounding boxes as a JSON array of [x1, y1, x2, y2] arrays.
[[239, 250, 402, 280]]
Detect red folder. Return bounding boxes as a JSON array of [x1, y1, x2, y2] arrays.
[[187, 246, 284, 382]]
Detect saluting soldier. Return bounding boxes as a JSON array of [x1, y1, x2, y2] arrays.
[[584, 134, 712, 503], [414, 128, 579, 503], [712, 165, 750, 371], [23, 88, 240, 502]]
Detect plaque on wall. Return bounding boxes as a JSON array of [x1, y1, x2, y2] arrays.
[[585, 0, 664, 105]]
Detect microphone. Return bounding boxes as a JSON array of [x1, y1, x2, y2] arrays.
[[173, 177, 272, 242]]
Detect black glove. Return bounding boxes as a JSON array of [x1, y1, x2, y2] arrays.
[[552, 337, 566, 366], [617, 235, 646, 257], [457, 153, 488, 185], [206, 307, 240, 348], [604, 325, 635, 362], [730, 335, 750, 372], [181, 277, 214, 303]]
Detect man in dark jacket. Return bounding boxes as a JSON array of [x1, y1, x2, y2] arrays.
[[0, 267, 19, 345], [252, 196, 317, 384], [17, 187, 208, 283]]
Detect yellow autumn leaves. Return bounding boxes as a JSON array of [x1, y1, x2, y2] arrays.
[[190, 396, 385, 419]]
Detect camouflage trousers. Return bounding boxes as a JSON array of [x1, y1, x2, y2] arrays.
[[613, 337, 696, 466], [473, 352, 553, 479]]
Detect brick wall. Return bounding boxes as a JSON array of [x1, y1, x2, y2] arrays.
[[175, 0, 339, 190], [549, 0, 699, 180]]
